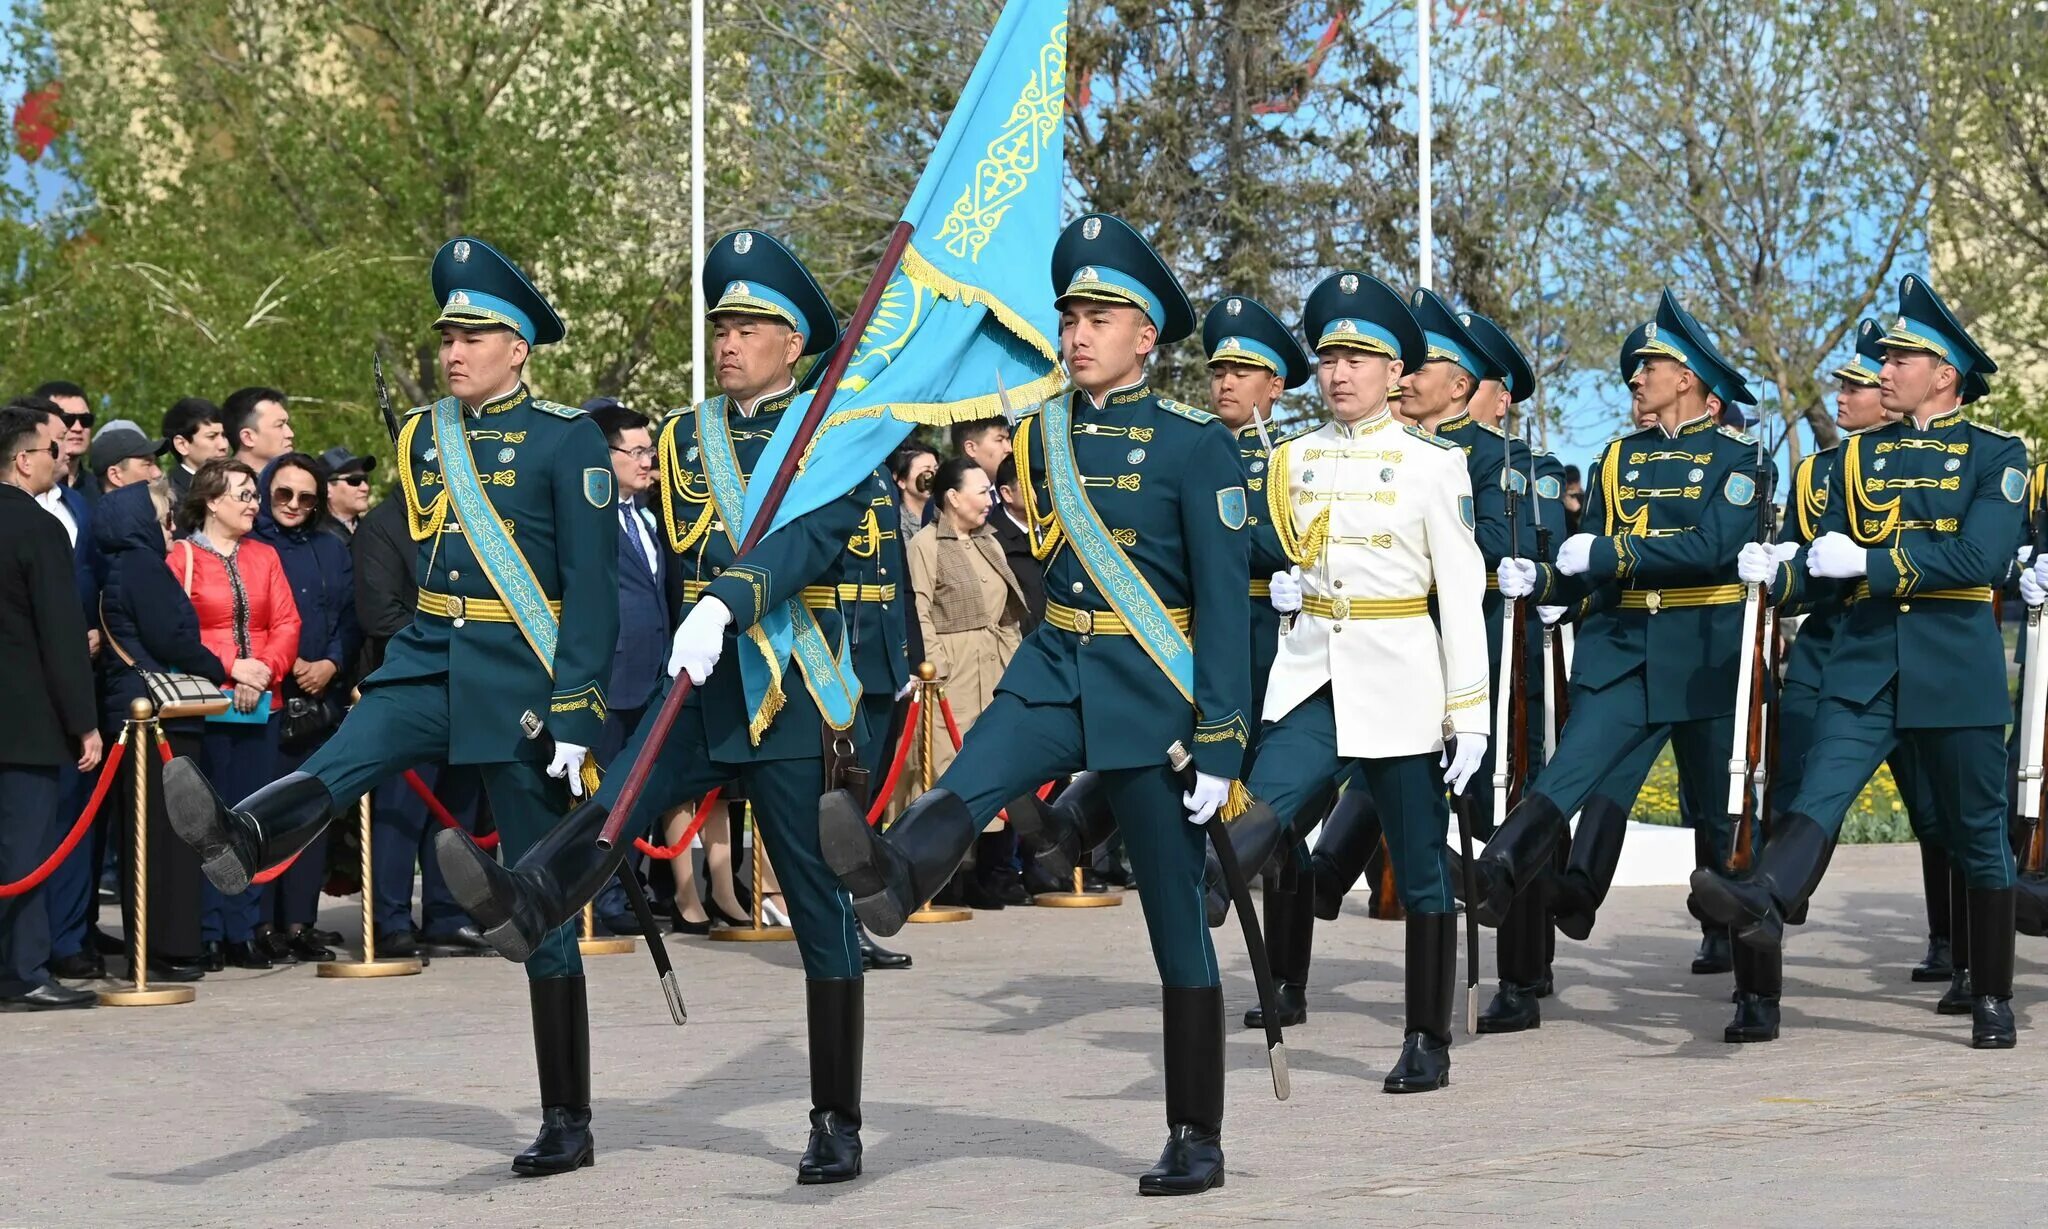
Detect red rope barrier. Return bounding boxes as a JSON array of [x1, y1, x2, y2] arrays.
[[403, 768, 498, 850], [939, 697, 964, 752], [155, 737, 172, 764], [0, 743, 127, 898], [634, 787, 723, 859], [866, 697, 921, 826]]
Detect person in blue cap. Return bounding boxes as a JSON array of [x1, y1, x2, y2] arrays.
[[1704, 274, 2026, 1049], [817, 211, 1253, 1196], [164, 235, 621, 1174], [1475, 289, 1775, 1019], [435, 228, 905, 1184], [1232, 270, 1492, 1093]]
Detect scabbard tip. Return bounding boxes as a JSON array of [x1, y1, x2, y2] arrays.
[[1269, 1043, 1290, 1101]]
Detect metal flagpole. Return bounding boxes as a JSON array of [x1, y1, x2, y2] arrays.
[[690, 0, 707, 407], [1416, 0, 1433, 291]]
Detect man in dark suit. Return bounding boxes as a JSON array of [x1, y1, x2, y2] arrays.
[[991, 454, 1045, 633], [0, 405, 103, 1010]]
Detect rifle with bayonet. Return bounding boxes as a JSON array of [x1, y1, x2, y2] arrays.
[[1725, 423, 1775, 873]]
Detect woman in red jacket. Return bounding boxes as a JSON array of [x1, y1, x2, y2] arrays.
[[172, 459, 302, 970]]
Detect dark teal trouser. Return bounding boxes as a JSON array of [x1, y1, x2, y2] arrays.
[[592, 675, 865, 980], [301, 680, 581, 979], [1249, 689, 1452, 914], [1785, 683, 2011, 889], [1526, 671, 1735, 869], [1777, 675, 1942, 851], [938, 693, 1217, 987]]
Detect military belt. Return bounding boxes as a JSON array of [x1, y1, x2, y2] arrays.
[[418, 589, 562, 623], [679, 579, 895, 606], [1428, 574, 1501, 597], [1299, 593, 1432, 621], [1617, 584, 1745, 613], [1044, 600, 1192, 637], [1850, 583, 1993, 604]]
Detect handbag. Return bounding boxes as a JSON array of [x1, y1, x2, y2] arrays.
[[279, 689, 340, 750], [100, 597, 232, 720]]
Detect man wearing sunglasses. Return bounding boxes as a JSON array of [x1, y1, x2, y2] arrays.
[[33, 380, 94, 502], [317, 446, 377, 543]]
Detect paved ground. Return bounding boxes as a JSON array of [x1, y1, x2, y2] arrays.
[[9, 843, 2048, 1228]]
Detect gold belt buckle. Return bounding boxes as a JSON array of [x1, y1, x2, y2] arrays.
[[1074, 608, 1095, 637], [1644, 590, 1662, 614], [446, 594, 466, 626], [1332, 595, 1353, 620]]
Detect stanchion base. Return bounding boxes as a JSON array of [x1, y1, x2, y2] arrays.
[[98, 984, 196, 1006], [1032, 891, 1121, 908], [578, 936, 639, 956], [317, 958, 424, 978], [908, 906, 974, 923], [707, 925, 795, 942]]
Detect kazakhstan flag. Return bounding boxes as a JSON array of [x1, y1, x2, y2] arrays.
[[740, 0, 1068, 537]]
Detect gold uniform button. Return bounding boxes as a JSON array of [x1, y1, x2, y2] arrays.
[[448, 569, 461, 581], [1334, 579, 1345, 590], [1071, 581, 1085, 595], [1899, 603, 1911, 613]]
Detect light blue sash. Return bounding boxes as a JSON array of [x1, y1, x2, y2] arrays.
[[697, 399, 861, 737], [1040, 392, 1193, 702], [430, 397, 557, 670]]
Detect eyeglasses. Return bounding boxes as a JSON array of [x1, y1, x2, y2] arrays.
[[272, 490, 319, 508], [610, 445, 656, 462], [335, 473, 370, 487], [224, 488, 258, 504], [41, 441, 60, 460], [60, 412, 93, 429]]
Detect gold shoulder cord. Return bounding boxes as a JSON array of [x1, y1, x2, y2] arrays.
[[1016, 414, 1065, 562], [399, 413, 448, 542], [1794, 455, 1824, 541], [1265, 438, 1326, 567], [1842, 435, 1900, 545], [1599, 440, 1648, 536], [658, 413, 716, 554]]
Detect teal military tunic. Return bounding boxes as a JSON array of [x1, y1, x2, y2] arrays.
[[1523, 414, 1772, 871], [302, 384, 619, 980], [1772, 410, 2027, 885], [935, 381, 1253, 987], [592, 387, 877, 979], [845, 472, 912, 783]]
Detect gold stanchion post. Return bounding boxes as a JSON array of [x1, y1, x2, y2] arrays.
[[708, 802, 793, 941], [908, 665, 971, 923], [320, 693, 423, 978], [579, 899, 637, 955], [101, 699, 197, 1006]]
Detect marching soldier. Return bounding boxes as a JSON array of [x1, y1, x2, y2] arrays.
[[1476, 291, 1772, 1006], [1244, 271, 1491, 1092], [817, 213, 1254, 1195], [437, 230, 886, 1183], [1703, 275, 2025, 1049], [165, 238, 621, 1174]]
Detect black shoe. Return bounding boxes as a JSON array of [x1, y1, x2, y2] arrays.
[[1972, 997, 2016, 1049], [595, 912, 642, 938], [667, 908, 712, 937], [201, 941, 226, 972], [1911, 934, 1953, 983], [1691, 929, 1733, 975], [1244, 982, 1306, 1030], [514, 977, 594, 1176], [1139, 985, 1225, 1196], [164, 763, 336, 896], [992, 873, 1032, 907], [857, 924, 911, 971], [437, 797, 627, 963], [257, 930, 296, 962], [1079, 868, 1109, 893], [143, 958, 206, 983], [706, 900, 749, 929], [0, 978, 97, 1011], [287, 931, 336, 963], [819, 788, 977, 938], [419, 925, 493, 956], [1724, 994, 1781, 1042], [1476, 982, 1543, 1034], [48, 950, 106, 980], [1966, 886, 2016, 1049], [798, 978, 864, 1183], [311, 927, 347, 948], [223, 940, 274, 970], [1937, 970, 1974, 1015], [955, 874, 1007, 911], [1384, 913, 1455, 1094], [1022, 862, 1065, 896], [377, 930, 422, 959], [1724, 938, 1783, 1043]]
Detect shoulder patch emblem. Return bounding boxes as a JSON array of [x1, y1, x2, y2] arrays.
[[2003, 467, 2028, 504], [1404, 423, 1458, 450], [1723, 472, 1757, 507], [1507, 469, 1528, 494], [1973, 421, 2019, 440], [1536, 475, 1561, 500], [584, 467, 614, 509], [1157, 398, 1218, 425], [533, 399, 588, 420], [1718, 424, 1758, 445], [1459, 494, 1475, 530], [1217, 486, 1248, 531]]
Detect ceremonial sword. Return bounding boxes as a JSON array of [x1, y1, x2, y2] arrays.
[[374, 353, 401, 444], [1168, 740, 1288, 1101]]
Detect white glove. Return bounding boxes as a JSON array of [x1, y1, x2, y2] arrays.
[[1806, 532, 1868, 580], [1736, 541, 1777, 586], [1537, 604, 1568, 626], [2021, 545, 2035, 567], [1497, 557, 1539, 599], [546, 741, 590, 798], [667, 596, 733, 683], [1770, 541, 1801, 563], [1269, 566, 1303, 614], [1182, 771, 1231, 826], [895, 678, 917, 701], [2034, 555, 2048, 589], [2023, 568, 2048, 608], [1441, 734, 1488, 796], [1555, 532, 1595, 576]]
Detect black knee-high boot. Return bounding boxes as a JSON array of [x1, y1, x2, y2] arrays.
[[819, 788, 978, 937], [1477, 884, 1547, 1033], [1468, 794, 1567, 928], [1968, 886, 2016, 1049], [1383, 912, 1456, 1093], [164, 764, 337, 895], [1309, 787, 1383, 920], [1139, 986, 1226, 1196], [1006, 772, 1119, 883], [1688, 812, 1832, 951], [514, 976, 593, 1176], [799, 978, 865, 1182], [1246, 858, 1311, 1029], [437, 797, 624, 962], [1551, 794, 1627, 941], [1913, 843, 1954, 980], [1938, 864, 1974, 1014], [1724, 938, 1781, 1043]]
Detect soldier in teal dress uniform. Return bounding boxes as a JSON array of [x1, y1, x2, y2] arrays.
[[435, 229, 884, 1184], [164, 237, 620, 1175], [1476, 291, 1774, 1017], [1699, 275, 2026, 1050], [817, 213, 1253, 1196]]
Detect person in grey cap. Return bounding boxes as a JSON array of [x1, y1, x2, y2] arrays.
[[317, 446, 375, 542], [90, 420, 169, 493]]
